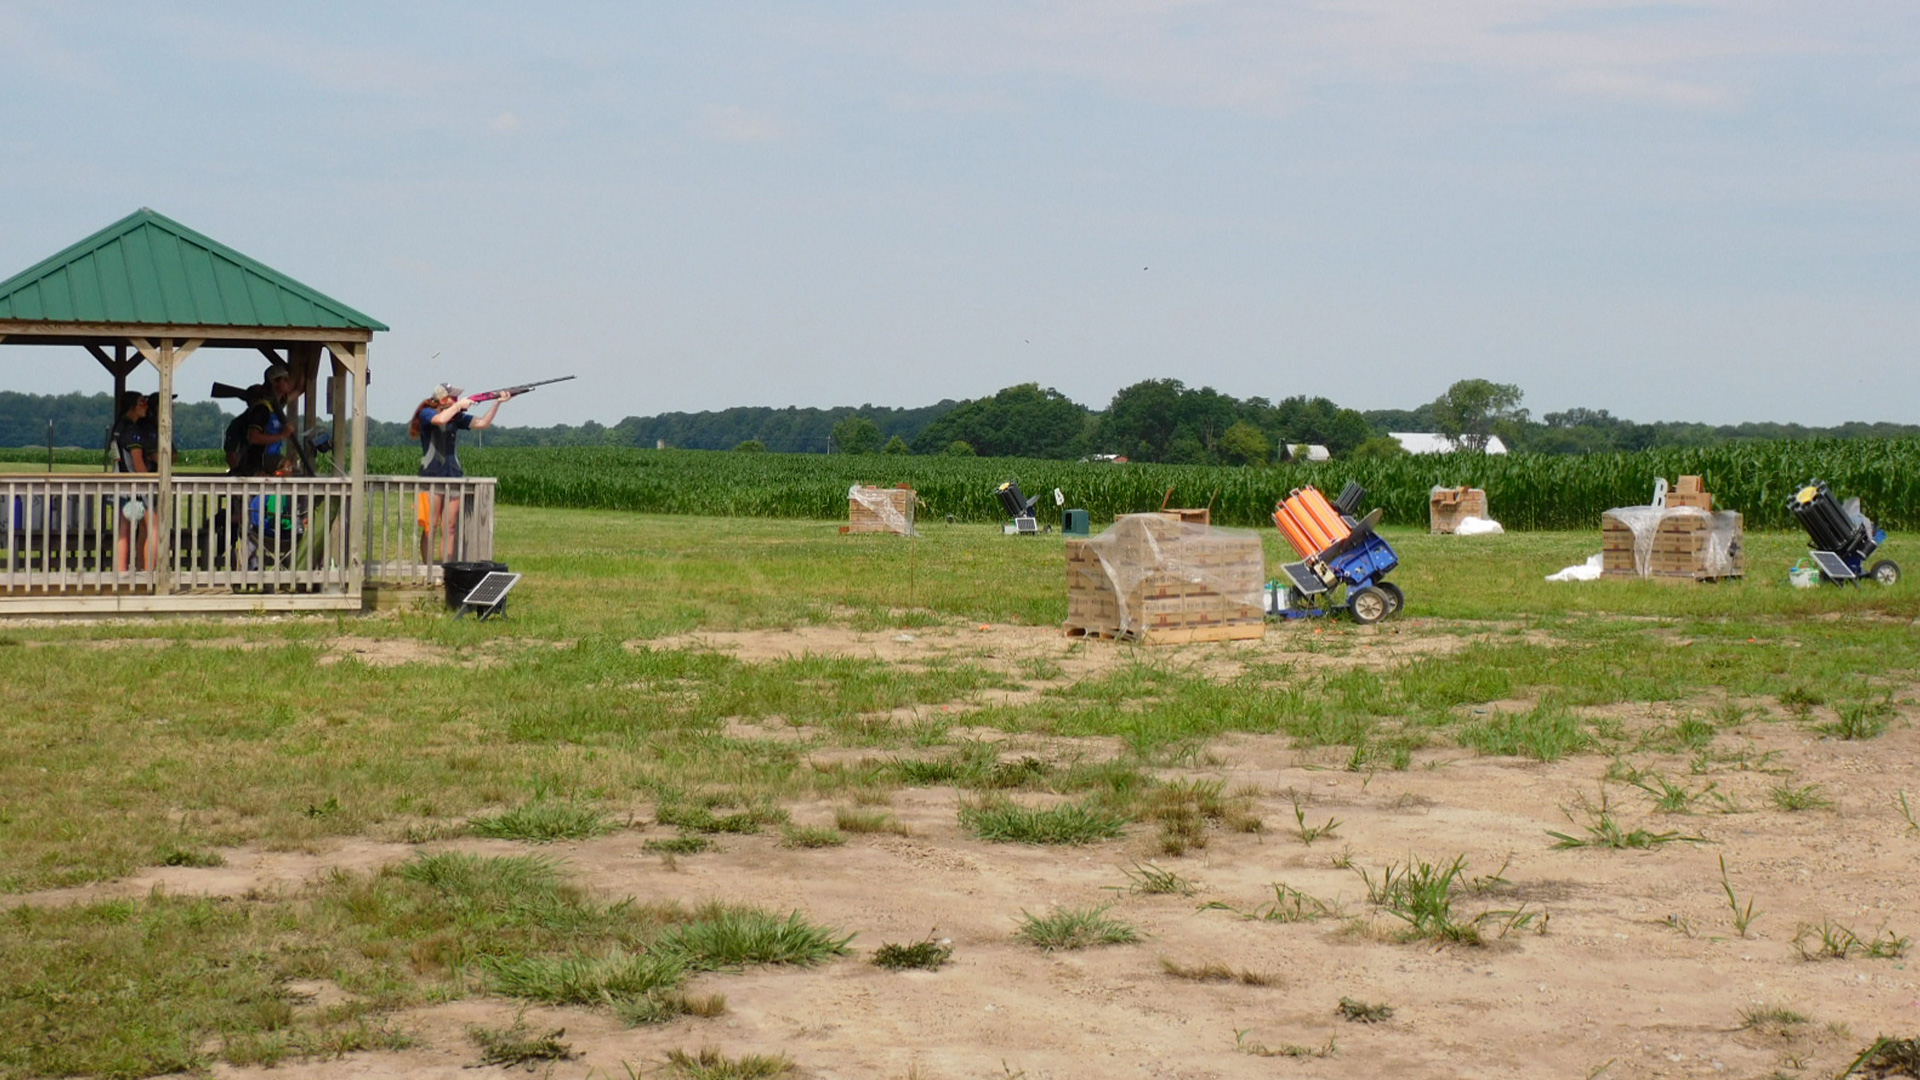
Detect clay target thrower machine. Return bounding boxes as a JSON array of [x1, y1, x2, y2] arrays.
[[1270, 482, 1404, 624]]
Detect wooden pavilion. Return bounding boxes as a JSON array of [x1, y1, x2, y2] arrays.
[[0, 209, 493, 613]]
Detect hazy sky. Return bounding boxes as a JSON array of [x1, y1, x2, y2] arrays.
[[2, 2, 1915, 427]]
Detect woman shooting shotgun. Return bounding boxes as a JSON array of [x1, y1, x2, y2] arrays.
[[412, 381, 513, 563]]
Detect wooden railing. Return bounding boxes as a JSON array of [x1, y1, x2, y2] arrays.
[[1, 473, 496, 610], [362, 476, 496, 588]]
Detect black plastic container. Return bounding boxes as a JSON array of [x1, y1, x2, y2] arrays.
[[443, 560, 508, 610]]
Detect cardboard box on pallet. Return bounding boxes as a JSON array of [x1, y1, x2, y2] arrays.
[[1601, 499, 1744, 582], [844, 485, 916, 535], [1429, 487, 1488, 534], [1064, 514, 1265, 644]]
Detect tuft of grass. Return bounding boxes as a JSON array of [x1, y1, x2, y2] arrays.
[[1353, 854, 1541, 945], [872, 936, 953, 972], [1292, 799, 1341, 846], [1159, 957, 1275, 986], [1842, 1036, 1920, 1079], [1235, 1031, 1337, 1058], [778, 824, 846, 849], [1336, 997, 1394, 1023], [1548, 794, 1705, 850], [663, 1045, 794, 1079], [1115, 861, 1195, 897], [1738, 1004, 1808, 1036], [1629, 772, 1714, 814], [1815, 697, 1892, 741], [1792, 920, 1910, 961], [469, 800, 615, 843], [645, 834, 713, 855], [1016, 905, 1139, 951], [1720, 855, 1761, 938], [1458, 702, 1592, 762], [959, 798, 1128, 845], [484, 948, 686, 1006], [1768, 782, 1832, 812], [655, 795, 788, 835], [468, 1018, 576, 1067], [1221, 882, 1341, 923], [1137, 779, 1262, 856], [835, 807, 912, 836], [158, 847, 227, 868], [1777, 686, 1823, 720], [656, 903, 855, 969], [1897, 790, 1920, 834]]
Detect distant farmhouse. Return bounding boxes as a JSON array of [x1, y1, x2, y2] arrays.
[[1390, 432, 1510, 455]]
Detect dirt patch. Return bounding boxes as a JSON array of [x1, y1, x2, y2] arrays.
[[16, 712, 1913, 1079], [14, 622, 1920, 1079]]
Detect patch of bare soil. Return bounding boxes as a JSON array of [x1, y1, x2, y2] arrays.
[[16, 625, 1919, 1079], [318, 636, 459, 667], [18, 719, 1899, 1078]]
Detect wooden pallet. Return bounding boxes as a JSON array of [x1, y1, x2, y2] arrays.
[[1064, 622, 1265, 644]]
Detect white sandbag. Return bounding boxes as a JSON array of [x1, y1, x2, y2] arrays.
[[1546, 553, 1604, 582], [1455, 515, 1504, 536]]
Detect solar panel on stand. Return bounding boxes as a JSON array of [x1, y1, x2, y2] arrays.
[[1808, 550, 1856, 581], [458, 571, 521, 619]]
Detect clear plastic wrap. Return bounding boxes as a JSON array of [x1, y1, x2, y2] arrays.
[[847, 485, 917, 536], [1602, 505, 1742, 579], [1066, 514, 1265, 640]]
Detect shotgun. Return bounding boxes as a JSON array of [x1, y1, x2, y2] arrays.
[[468, 375, 575, 403]]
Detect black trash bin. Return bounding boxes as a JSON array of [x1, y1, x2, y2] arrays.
[[443, 560, 508, 611]]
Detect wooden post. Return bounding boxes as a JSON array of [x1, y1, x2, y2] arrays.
[[132, 337, 200, 597], [152, 341, 177, 596], [88, 344, 143, 469], [329, 341, 370, 602]]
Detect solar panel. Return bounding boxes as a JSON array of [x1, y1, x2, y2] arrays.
[[459, 571, 522, 617], [1808, 550, 1855, 580], [1282, 561, 1329, 595]]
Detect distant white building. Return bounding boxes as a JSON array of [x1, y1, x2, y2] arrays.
[[1390, 432, 1509, 455], [1285, 444, 1331, 462]]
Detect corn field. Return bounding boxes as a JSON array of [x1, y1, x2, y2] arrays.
[[366, 439, 1920, 532], [6, 440, 1912, 531]]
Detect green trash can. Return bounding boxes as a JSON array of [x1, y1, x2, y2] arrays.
[[1063, 509, 1091, 536]]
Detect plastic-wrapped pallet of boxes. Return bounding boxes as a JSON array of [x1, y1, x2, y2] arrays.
[[845, 485, 916, 536], [1601, 477, 1743, 581], [1429, 486, 1488, 534], [1064, 513, 1266, 643]]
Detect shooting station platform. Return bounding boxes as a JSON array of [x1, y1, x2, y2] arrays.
[[0, 209, 494, 614]]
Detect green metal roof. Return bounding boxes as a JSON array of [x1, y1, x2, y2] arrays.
[[0, 208, 387, 331]]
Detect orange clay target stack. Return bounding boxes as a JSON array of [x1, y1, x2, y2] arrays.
[[1270, 481, 1405, 624]]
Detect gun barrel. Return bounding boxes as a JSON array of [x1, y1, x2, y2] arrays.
[[469, 375, 575, 403]]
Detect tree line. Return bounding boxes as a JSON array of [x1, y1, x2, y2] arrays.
[[5, 381, 1917, 463]]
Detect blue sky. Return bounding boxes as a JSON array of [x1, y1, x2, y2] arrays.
[[2, 2, 1915, 426]]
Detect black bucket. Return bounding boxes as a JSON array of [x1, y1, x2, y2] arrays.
[[443, 560, 508, 610]]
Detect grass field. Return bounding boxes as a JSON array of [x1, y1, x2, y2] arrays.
[[4, 508, 1919, 1078]]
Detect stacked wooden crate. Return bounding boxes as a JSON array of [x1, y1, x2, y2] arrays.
[[1429, 487, 1488, 533], [1064, 514, 1265, 644], [845, 485, 915, 535], [1601, 477, 1743, 581], [1664, 475, 1712, 509]]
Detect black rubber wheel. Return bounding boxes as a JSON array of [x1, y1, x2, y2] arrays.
[[1378, 581, 1405, 618], [1870, 559, 1901, 586], [1348, 586, 1389, 625]]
